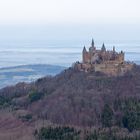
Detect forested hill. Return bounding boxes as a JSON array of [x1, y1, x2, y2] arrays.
[[0, 65, 140, 140]]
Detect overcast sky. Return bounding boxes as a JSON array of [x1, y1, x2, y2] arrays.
[[0, 0, 140, 41], [0, 0, 140, 25]]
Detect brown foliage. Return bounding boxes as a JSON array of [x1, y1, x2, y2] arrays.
[[0, 65, 140, 128]]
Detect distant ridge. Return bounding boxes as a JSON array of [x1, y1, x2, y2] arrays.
[[0, 64, 65, 88]]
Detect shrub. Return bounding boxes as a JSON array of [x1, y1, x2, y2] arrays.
[[101, 104, 113, 127], [0, 96, 10, 106], [28, 91, 43, 102], [19, 114, 32, 121]]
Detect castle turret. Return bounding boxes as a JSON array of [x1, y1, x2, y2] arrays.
[[83, 46, 87, 63], [83, 46, 87, 53], [83, 46, 90, 63], [91, 38, 94, 47], [89, 39, 96, 53], [101, 43, 106, 52], [117, 51, 124, 63], [113, 46, 115, 52]]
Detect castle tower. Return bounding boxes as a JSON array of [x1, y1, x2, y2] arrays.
[[117, 51, 125, 63], [83, 46, 87, 63], [91, 38, 94, 47], [113, 46, 115, 52], [83, 46, 90, 63], [120, 51, 124, 62], [89, 39, 96, 53], [83, 46, 87, 53], [101, 43, 106, 52]]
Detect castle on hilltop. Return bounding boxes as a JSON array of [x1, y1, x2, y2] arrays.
[[73, 39, 134, 76]]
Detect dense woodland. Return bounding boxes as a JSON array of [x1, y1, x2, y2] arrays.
[[0, 64, 140, 139]]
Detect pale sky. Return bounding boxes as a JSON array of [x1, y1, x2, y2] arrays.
[[0, 0, 140, 25]]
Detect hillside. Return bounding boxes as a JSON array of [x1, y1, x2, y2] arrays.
[[0, 64, 140, 140]]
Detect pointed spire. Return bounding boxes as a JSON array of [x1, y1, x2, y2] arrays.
[[91, 38, 94, 47], [101, 43, 106, 51], [83, 46, 87, 52], [113, 46, 115, 52]]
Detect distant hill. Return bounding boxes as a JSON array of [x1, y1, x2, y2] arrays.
[[0, 64, 140, 140], [0, 64, 65, 88]]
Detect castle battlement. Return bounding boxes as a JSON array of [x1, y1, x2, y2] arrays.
[[73, 39, 134, 76]]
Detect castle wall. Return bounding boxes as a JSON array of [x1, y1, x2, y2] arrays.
[[94, 63, 120, 76], [74, 63, 92, 72], [120, 63, 134, 75], [74, 61, 134, 76], [83, 52, 90, 63], [94, 62, 134, 76], [117, 53, 124, 63]]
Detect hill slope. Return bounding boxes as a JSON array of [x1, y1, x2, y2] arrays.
[[0, 65, 140, 139]]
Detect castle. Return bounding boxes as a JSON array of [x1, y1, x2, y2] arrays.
[[73, 39, 134, 76]]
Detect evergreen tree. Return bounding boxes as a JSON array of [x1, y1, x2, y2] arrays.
[[101, 104, 113, 127]]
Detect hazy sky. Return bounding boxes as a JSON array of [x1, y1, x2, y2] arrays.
[[0, 0, 140, 42], [0, 0, 140, 25]]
